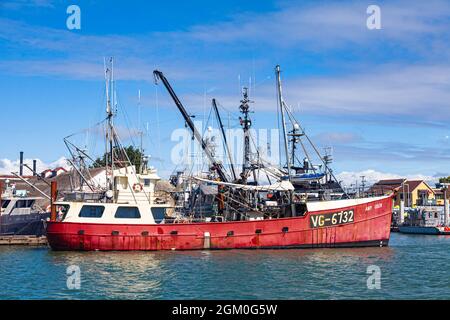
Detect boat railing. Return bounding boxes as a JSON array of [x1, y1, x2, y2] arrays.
[[62, 191, 105, 202]]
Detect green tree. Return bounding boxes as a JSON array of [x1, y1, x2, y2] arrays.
[[92, 146, 143, 169], [439, 176, 450, 183]]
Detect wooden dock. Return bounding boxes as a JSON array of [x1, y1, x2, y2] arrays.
[[0, 235, 48, 246]]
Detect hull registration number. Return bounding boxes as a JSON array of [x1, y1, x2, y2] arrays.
[[310, 209, 355, 228]]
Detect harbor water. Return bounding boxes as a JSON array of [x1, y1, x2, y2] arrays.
[[0, 232, 449, 300]]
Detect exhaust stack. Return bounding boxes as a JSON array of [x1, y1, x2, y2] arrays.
[[19, 151, 24, 176]]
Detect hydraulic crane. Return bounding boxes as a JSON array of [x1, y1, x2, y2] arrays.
[[153, 70, 230, 182], [212, 98, 237, 181]]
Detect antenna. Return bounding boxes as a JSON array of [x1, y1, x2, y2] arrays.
[[238, 74, 241, 95], [360, 175, 366, 197], [138, 89, 141, 125], [138, 89, 144, 173]]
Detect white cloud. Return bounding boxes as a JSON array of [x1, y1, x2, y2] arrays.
[[336, 169, 439, 187], [186, 0, 450, 49], [1, 1, 450, 123], [0, 157, 68, 175], [205, 63, 450, 122]]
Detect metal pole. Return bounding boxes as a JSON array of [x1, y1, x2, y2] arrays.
[[444, 186, 449, 226], [275, 65, 296, 216], [66, 159, 95, 192], [10, 172, 50, 200], [19, 151, 24, 176], [275, 65, 291, 179], [399, 199, 405, 225], [50, 181, 57, 222], [23, 164, 51, 186], [360, 176, 366, 197], [212, 99, 237, 181]]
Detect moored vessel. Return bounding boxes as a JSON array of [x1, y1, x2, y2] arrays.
[[46, 61, 393, 251], [398, 206, 450, 235], [47, 195, 392, 250], [398, 225, 450, 235], [0, 179, 49, 236]]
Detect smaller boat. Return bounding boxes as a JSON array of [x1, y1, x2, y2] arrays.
[[0, 179, 49, 236], [398, 207, 450, 235], [290, 172, 326, 183], [398, 225, 450, 235]]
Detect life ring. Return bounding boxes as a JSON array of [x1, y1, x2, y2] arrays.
[[133, 183, 143, 192]]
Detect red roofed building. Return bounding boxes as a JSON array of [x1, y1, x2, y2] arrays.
[[369, 179, 435, 207], [41, 167, 68, 179]]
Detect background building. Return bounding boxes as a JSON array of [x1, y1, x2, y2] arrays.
[[369, 179, 435, 207]]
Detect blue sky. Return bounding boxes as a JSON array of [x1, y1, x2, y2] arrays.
[[1, 0, 450, 185]]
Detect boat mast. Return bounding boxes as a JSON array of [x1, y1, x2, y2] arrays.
[[239, 87, 253, 183], [138, 89, 144, 174], [275, 65, 292, 181], [105, 57, 115, 196], [276, 65, 297, 216]]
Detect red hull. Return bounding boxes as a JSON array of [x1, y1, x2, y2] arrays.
[[46, 197, 392, 251]]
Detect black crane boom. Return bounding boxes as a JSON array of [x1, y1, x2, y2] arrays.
[[153, 70, 229, 182], [212, 98, 237, 181]]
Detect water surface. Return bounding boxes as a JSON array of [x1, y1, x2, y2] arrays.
[[1, 233, 449, 299]]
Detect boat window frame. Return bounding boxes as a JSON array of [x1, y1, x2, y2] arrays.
[[57, 204, 71, 221], [78, 205, 105, 218], [151, 207, 166, 223], [15, 200, 31, 208], [1, 200, 11, 209], [114, 176, 129, 190], [114, 206, 141, 219]]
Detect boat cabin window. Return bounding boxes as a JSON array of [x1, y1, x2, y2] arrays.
[[294, 203, 307, 216], [115, 176, 128, 189], [151, 207, 166, 223], [57, 205, 70, 221], [15, 200, 34, 208], [79, 205, 105, 218], [143, 179, 151, 187], [1, 200, 10, 208], [115, 206, 141, 219]]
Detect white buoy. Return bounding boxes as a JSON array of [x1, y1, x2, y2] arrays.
[[203, 232, 211, 249]]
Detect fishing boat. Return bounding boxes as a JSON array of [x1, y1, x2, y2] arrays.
[[0, 179, 48, 236], [46, 62, 393, 251]]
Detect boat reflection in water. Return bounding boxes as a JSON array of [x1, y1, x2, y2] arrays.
[[45, 245, 395, 299]]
